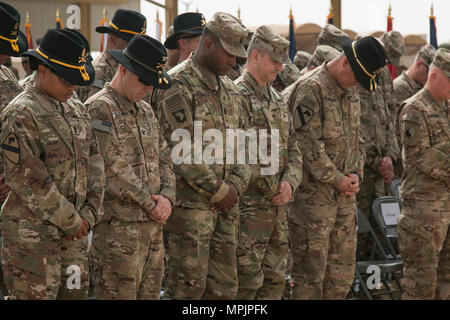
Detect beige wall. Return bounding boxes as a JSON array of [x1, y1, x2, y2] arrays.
[[4, 0, 140, 54]]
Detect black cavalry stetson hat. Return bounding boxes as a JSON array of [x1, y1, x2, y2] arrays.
[[340, 35, 387, 91], [164, 12, 206, 50], [23, 29, 95, 86], [63, 28, 95, 76], [0, 2, 28, 57], [108, 35, 172, 89], [96, 9, 147, 42]]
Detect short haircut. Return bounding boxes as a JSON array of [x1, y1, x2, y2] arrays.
[[247, 39, 271, 59], [200, 27, 220, 47]]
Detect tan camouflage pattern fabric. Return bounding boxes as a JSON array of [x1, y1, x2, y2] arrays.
[[157, 56, 250, 299], [85, 83, 175, 299], [398, 88, 449, 299], [317, 24, 349, 51], [0, 85, 105, 299], [356, 85, 399, 260], [252, 25, 290, 64], [234, 70, 302, 300], [309, 45, 340, 68], [76, 51, 119, 103], [288, 64, 364, 299], [418, 44, 436, 67], [432, 48, 450, 77], [0, 64, 22, 113]]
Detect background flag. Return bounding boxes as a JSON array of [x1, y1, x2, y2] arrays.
[[155, 10, 162, 42], [289, 8, 296, 62], [386, 2, 397, 79], [24, 12, 33, 49], [56, 8, 64, 29], [429, 3, 438, 48], [327, 1, 334, 25], [100, 7, 108, 52]]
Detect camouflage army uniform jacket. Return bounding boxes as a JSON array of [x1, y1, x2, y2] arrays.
[[18, 71, 36, 88], [358, 86, 399, 171], [235, 70, 302, 201], [290, 63, 364, 188], [76, 51, 118, 103], [399, 88, 450, 201], [86, 83, 176, 222], [393, 71, 422, 142], [0, 85, 105, 236], [379, 66, 396, 118], [157, 55, 251, 210], [0, 64, 22, 113]]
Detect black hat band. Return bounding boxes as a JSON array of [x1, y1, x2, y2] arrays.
[[351, 41, 382, 91], [109, 21, 146, 36], [36, 47, 90, 82], [123, 47, 169, 85], [0, 34, 19, 52]]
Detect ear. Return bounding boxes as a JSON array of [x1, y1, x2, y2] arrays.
[[37, 64, 49, 79], [203, 37, 215, 51]]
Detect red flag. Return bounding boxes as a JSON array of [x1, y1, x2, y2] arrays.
[[386, 3, 397, 79]]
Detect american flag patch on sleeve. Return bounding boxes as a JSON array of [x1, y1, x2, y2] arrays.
[[91, 119, 112, 133]]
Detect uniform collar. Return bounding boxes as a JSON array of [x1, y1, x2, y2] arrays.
[[104, 82, 138, 113], [322, 62, 346, 96], [402, 71, 422, 91], [242, 69, 272, 101], [188, 53, 219, 91], [104, 50, 119, 72], [422, 87, 447, 110], [28, 85, 72, 114]]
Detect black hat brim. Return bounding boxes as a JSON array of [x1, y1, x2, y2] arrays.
[[108, 49, 172, 90], [22, 50, 95, 86], [340, 36, 379, 91], [164, 29, 203, 50], [0, 31, 28, 57], [95, 26, 135, 42]]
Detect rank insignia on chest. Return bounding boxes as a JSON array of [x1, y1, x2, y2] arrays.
[[293, 105, 314, 130], [2, 133, 20, 164]]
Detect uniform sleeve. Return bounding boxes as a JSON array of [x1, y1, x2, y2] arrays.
[[383, 95, 400, 163], [88, 100, 157, 214], [78, 132, 105, 229], [158, 82, 232, 203], [1, 109, 82, 236], [226, 95, 251, 195], [158, 122, 176, 206], [292, 82, 345, 187], [400, 104, 450, 183], [281, 114, 303, 193]]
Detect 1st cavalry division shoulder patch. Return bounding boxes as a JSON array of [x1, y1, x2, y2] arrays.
[[2, 133, 20, 164], [293, 105, 314, 130]]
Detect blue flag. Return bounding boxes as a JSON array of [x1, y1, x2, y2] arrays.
[[429, 16, 438, 48], [289, 12, 296, 62]]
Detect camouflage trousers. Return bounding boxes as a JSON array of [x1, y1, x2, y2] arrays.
[[1, 219, 89, 300], [356, 166, 387, 260], [236, 199, 289, 300], [163, 205, 239, 300], [91, 218, 164, 300], [398, 199, 450, 300], [288, 182, 357, 300]]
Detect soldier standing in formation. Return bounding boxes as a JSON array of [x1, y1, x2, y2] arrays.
[[156, 12, 250, 300], [234, 25, 302, 299], [77, 9, 147, 103], [1, 28, 105, 299], [287, 36, 387, 299], [85, 35, 176, 300], [398, 48, 449, 300]]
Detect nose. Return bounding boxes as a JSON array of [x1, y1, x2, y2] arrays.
[[275, 62, 284, 73]]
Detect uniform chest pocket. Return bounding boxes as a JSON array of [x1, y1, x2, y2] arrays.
[[194, 94, 217, 131], [69, 115, 92, 160], [37, 113, 75, 159], [428, 115, 449, 146], [112, 115, 143, 157], [139, 116, 159, 162]]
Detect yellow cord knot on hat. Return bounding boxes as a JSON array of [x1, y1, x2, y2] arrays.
[[156, 62, 169, 85], [36, 47, 90, 82], [351, 41, 381, 91], [0, 35, 19, 52]]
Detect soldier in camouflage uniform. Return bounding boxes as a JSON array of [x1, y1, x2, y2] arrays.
[[397, 48, 450, 300], [234, 26, 302, 300], [293, 50, 312, 75], [393, 45, 435, 175], [76, 9, 147, 103], [272, 62, 301, 93], [0, 29, 105, 300], [164, 12, 205, 65], [0, 2, 28, 296], [288, 36, 387, 299], [165, 26, 179, 70], [317, 24, 349, 52], [156, 12, 250, 300], [86, 35, 176, 300]]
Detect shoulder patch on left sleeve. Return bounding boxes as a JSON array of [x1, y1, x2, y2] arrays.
[[2, 133, 20, 164], [293, 105, 314, 130]]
